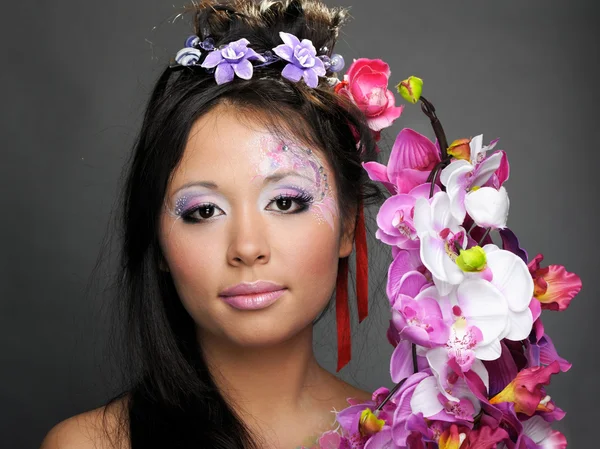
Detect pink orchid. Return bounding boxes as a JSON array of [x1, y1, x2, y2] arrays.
[[391, 288, 450, 349], [527, 253, 581, 312], [363, 128, 441, 195], [391, 372, 431, 446], [386, 249, 431, 306], [376, 183, 441, 250]]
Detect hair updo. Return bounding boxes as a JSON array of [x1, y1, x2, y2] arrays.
[[103, 1, 385, 448]]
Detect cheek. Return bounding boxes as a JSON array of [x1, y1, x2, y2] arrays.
[[270, 216, 341, 299], [159, 219, 224, 310]]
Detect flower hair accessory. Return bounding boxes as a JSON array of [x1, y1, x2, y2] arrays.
[[171, 31, 345, 88]]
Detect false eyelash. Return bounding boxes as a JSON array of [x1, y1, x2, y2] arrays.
[[180, 202, 223, 224], [270, 191, 315, 210], [180, 192, 315, 224]]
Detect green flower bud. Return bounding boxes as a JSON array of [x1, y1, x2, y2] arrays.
[[456, 246, 487, 272], [397, 76, 423, 104]]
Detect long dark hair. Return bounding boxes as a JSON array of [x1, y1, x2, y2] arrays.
[[101, 1, 385, 447]]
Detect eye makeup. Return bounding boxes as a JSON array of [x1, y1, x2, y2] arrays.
[[165, 134, 339, 229], [250, 135, 338, 230], [172, 192, 215, 218]]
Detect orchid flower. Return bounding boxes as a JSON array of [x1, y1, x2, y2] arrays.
[[517, 416, 568, 449], [528, 253, 582, 311], [391, 372, 431, 447], [363, 128, 441, 195], [438, 243, 534, 361], [438, 424, 467, 449], [386, 248, 431, 306], [391, 292, 450, 349], [413, 191, 469, 295], [376, 183, 440, 250], [490, 361, 561, 416], [440, 135, 509, 229], [410, 373, 482, 425]]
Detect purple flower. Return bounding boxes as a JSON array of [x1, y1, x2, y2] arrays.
[[201, 38, 266, 85], [391, 290, 450, 349], [272, 31, 326, 88], [375, 183, 440, 251]]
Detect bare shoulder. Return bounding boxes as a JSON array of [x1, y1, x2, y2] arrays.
[[338, 381, 373, 403], [324, 370, 373, 406], [40, 396, 130, 449]]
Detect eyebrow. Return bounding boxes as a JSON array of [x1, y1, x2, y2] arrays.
[[172, 171, 315, 195]]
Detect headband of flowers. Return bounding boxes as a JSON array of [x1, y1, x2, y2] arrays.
[[170, 31, 345, 88]]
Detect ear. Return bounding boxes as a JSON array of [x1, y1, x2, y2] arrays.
[[159, 256, 170, 273], [338, 217, 355, 259]]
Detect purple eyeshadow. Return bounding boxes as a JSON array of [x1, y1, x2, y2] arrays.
[[173, 193, 212, 216]]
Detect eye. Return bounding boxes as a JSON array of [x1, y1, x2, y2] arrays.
[[181, 203, 225, 223], [267, 193, 314, 213]]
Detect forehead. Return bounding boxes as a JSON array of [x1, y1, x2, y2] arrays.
[[168, 106, 331, 191]]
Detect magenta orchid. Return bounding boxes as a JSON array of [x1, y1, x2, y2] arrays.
[[314, 65, 579, 449], [376, 183, 440, 250], [363, 128, 441, 195]]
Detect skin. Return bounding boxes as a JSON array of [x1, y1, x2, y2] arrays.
[[158, 103, 371, 448]]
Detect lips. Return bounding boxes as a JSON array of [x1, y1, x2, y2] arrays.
[[219, 280, 286, 297]]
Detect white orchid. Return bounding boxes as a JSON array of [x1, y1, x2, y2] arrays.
[[413, 191, 469, 296], [441, 134, 509, 229], [456, 243, 534, 360]]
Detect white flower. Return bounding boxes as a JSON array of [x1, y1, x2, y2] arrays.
[[441, 134, 509, 228], [413, 191, 468, 295]]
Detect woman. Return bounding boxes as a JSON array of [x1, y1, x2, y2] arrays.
[[40, 0, 385, 448]]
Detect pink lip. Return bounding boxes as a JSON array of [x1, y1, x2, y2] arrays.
[[219, 281, 287, 311], [219, 280, 286, 297], [220, 289, 286, 310]]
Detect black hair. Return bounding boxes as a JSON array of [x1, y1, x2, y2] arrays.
[[100, 1, 386, 447]]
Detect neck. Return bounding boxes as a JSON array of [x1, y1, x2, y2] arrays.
[[198, 325, 330, 420]]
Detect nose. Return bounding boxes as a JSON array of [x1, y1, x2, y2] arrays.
[[226, 207, 271, 267]]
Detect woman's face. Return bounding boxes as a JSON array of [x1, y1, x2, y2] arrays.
[[159, 104, 353, 347]]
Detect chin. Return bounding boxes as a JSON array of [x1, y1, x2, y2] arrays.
[[196, 302, 320, 348]]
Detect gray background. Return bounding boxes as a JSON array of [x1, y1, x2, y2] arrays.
[[2, 0, 599, 448]]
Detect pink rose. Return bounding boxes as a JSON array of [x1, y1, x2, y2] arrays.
[[336, 58, 403, 132]]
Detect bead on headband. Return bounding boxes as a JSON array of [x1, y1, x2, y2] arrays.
[[171, 31, 345, 88]]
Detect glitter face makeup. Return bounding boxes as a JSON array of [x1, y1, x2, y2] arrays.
[[248, 134, 338, 230]]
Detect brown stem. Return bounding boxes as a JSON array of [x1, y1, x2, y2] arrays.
[[478, 228, 491, 246], [374, 344, 418, 412], [420, 96, 450, 162]]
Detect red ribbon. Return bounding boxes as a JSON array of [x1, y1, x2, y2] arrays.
[[336, 257, 351, 372], [336, 200, 369, 372], [355, 199, 369, 323]]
